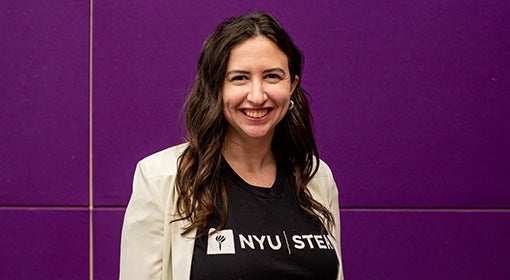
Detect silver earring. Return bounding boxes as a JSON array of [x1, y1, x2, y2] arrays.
[[289, 100, 294, 110]]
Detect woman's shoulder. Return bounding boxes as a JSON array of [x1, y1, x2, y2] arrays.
[[314, 158, 335, 181], [308, 158, 339, 199], [136, 143, 188, 177]]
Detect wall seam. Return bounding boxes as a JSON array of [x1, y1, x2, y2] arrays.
[[89, 0, 94, 279], [341, 207, 510, 212]]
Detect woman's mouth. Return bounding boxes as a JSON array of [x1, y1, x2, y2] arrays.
[[243, 109, 269, 118]]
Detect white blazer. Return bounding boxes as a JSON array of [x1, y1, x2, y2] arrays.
[[119, 143, 344, 279]]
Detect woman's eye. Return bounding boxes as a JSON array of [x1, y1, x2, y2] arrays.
[[266, 73, 282, 80], [231, 75, 247, 81]]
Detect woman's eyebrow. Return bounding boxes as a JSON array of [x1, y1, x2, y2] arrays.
[[263, 68, 286, 75], [226, 70, 250, 76]]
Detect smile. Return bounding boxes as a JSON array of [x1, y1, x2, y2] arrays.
[[243, 109, 269, 118]]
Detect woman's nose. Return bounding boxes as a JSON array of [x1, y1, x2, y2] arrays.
[[247, 79, 267, 104]]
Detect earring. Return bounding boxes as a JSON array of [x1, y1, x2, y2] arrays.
[[289, 100, 295, 110]]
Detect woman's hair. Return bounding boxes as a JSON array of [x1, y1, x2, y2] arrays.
[[175, 12, 334, 237]]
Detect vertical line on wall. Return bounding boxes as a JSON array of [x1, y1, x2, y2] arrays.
[[89, 0, 94, 279]]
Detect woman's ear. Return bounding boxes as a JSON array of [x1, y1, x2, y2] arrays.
[[291, 75, 300, 95]]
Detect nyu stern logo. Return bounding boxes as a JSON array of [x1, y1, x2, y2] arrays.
[[207, 229, 236, 255], [206, 228, 335, 255]]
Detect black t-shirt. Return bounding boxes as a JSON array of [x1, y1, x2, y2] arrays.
[[190, 160, 338, 280]]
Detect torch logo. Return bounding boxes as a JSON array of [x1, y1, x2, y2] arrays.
[[207, 229, 235, 255], [215, 234, 226, 251]]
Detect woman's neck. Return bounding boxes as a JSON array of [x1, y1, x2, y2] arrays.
[[222, 133, 276, 188]]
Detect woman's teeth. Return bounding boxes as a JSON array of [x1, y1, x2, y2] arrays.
[[244, 109, 268, 118]]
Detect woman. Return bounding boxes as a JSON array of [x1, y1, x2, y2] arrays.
[[120, 12, 344, 280]]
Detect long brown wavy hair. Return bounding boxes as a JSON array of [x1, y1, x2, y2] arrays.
[[175, 12, 334, 237]]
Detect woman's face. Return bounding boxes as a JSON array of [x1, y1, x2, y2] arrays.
[[222, 36, 298, 144]]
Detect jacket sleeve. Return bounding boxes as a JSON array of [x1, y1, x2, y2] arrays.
[[119, 161, 165, 280], [329, 176, 344, 280], [322, 161, 344, 280]]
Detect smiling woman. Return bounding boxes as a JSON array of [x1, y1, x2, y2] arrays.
[[222, 36, 298, 145], [119, 12, 344, 280]]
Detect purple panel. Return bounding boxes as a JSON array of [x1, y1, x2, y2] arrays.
[[300, 0, 510, 207], [0, 1, 89, 205], [92, 0, 343, 206], [93, 209, 125, 280], [93, 0, 510, 208], [0, 209, 89, 279], [341, 210, 510, 280]]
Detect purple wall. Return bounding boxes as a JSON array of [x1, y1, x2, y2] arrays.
[[1, 0, 509, 279]]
